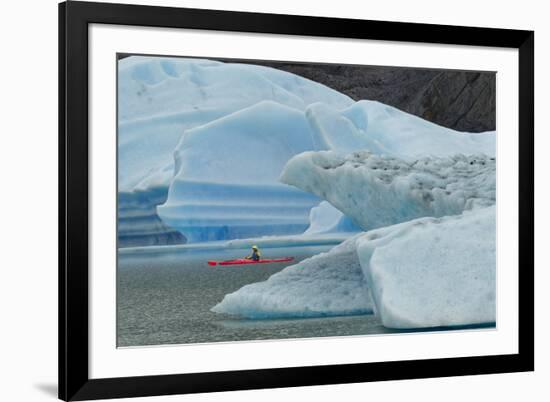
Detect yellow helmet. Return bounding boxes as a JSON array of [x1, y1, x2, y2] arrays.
[[252, 245, 258, 250]]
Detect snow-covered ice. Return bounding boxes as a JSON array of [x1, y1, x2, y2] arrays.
[[356, 206, 496, 328], [212, 235, 373, 318], [281, 151, 495, 231]]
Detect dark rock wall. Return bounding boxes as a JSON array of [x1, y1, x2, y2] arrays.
[[237, 61, 496, 133]]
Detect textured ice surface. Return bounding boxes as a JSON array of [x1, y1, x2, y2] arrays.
[[281, 151, 495, 231], [212, 235, 373, 318], [356, 206, 496, 328]]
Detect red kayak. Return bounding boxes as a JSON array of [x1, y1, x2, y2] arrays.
[[208, 257, 294, 266]]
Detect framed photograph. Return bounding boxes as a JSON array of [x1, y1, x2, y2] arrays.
[[59, 1, 534, 400]]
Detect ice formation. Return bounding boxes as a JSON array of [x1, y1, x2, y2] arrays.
[[215, 147, 496, 325], [281, 151, 495, 231], [155, 96, 495, 243], [214, 207, 496, 326], [356, 206, 496, 328], [119, 56, 497, 244], [118, 56, 352, 192], [118, 56, 497, 329], [156, 101, 323, 242], [211, 235, 373, 318], [118, 56, 352, 245]]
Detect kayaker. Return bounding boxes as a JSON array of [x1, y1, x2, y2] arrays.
[[245, 245, 261, 261]]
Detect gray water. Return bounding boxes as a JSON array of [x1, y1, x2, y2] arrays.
[[116, 245, 401, 347], [118, 244, 495, 347]]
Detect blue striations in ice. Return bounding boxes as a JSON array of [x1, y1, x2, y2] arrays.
[[118, 56, 352, 246], [118, 187, 185, 248], [118, 56, 352, 245], [118, 56, 496, 245], [214, 207, 495, 327], [156, 101, 323, 242]]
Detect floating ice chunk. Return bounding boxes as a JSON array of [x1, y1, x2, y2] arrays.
[[281, 151, 495, 231], [211, 235, 373, 318], [356, 206, 496, 328]]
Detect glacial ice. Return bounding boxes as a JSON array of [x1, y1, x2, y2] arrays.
[[157, 97, 495, 243], [118, 56, 352, 245], [356, 206, 496, 328], [281, 151, 495, 231], [213, 207, 496, 326], [306, 101, 495, 158], [304, 201, 361, 235], [215, 148, 496, 325], [156, 101, 323, 242], [118, 56, 352, 192], [211, 235, 373, 318]]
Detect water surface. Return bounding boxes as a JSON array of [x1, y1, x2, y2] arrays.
[[117, 245, 493, 347]]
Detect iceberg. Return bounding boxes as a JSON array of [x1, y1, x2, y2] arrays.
[[203, 78, 496, 327], [156, 97, 494, 243], [212, 235, 373, 318], [213, 207, 495, 327], [215, 148, 496, 324], [118, 56, 352, 245], [356, 206, 496, 328], [156, 101, 323, 242], [118, 56, 352, 192], [281, 151, 495, 231]]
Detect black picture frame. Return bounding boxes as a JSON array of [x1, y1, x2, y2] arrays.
[[59, 1, 534, 400]]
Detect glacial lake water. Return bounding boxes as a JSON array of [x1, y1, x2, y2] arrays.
[[117, 244, 493, 347]]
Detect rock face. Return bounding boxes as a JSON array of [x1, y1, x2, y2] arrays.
[[237, 61, 495, 133]]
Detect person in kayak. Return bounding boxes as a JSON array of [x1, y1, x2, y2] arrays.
[[245, 245, 261, 261]]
